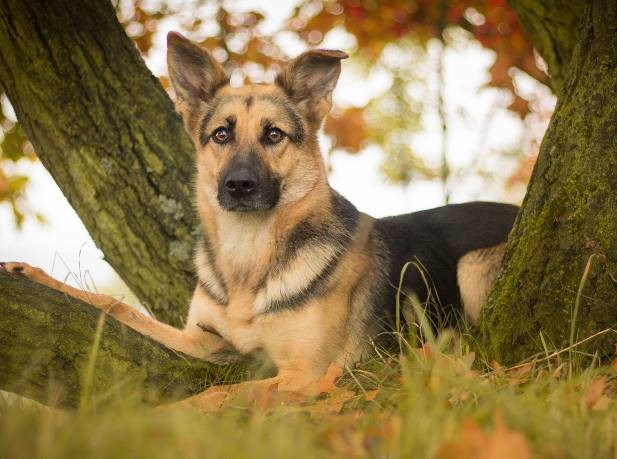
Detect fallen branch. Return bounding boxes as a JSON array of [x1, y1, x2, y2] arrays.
[[0, 271, 245, 409]]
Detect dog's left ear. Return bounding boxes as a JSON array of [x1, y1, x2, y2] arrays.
[[276, 49, 348, 124]]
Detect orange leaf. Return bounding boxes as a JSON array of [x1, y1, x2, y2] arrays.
[[309, 388, 355, 418], [437, 412, 534, 459], [316, 363, 343, 394], [324, 108, 367, 153], [584, 377, 607, 410], [506, 362, 534, 383]]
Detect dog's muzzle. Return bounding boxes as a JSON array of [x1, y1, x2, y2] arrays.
[[217, 156, 280, 212]]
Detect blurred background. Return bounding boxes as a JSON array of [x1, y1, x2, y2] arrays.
[[0, 0, 554, 300]]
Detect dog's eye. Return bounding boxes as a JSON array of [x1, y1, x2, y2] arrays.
[[264, 128, 284, 145], [212, 127, 230, 144]]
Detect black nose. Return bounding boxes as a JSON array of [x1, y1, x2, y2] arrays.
[[224, 169, 257, 199]]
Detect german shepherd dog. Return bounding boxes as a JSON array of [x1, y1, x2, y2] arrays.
[[2, 32, 517, 394]]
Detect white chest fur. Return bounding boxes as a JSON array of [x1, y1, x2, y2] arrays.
[[216, 212, 275, 277]]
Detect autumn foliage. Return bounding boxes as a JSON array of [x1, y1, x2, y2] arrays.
[[1, 1, 548, 220]]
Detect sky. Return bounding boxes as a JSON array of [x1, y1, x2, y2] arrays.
[[0, 0, 554, 298]]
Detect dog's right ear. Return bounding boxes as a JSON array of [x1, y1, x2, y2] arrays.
[[167, 32, 228, 123]]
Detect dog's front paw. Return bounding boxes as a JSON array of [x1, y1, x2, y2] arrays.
[[1, 261, 54, 286]]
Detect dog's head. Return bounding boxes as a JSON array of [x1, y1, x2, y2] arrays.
[[167, 32, 347, 213]]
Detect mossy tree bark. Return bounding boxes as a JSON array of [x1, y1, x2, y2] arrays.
[[478, 0, 617, 364], [0, 271, 243, 408], [0, 0, 196, 326]]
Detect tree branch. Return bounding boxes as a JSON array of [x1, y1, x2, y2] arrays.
[[0, 271, 243, 409]]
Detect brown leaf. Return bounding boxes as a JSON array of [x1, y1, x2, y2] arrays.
[[437, 412, 534, 459], [309, 388, 355, 418], [591, 395, 611, 412], [506, 362, 534, 383], [316, 363, 343, 394], [551, 363, 565, 379], [584, 377, 607, 410], [169, 379, 291, 413]]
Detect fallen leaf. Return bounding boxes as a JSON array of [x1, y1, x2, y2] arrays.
[[166, 384, 233, 413], [506, 362, 535, 384], [436, 412, 534, 459], [591, 395, 611, 411], [316, 363, 343, 394], [584, 377, 607, 410], [168, 379, 291, 413], [551, 363, 565, 379], [309, 388, 355, 418]]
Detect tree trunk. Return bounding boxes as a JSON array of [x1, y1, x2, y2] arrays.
[[0, 0, 196, 326], [508, 0, 586, 96], [0, 271, 243, 409], [478, 0, 617, 365]]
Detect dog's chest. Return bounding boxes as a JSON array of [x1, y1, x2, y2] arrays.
[[216, 213, 276, 281]]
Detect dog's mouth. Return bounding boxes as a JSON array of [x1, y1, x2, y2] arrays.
[[223, 202, 268, 213], [228, 203, 253, 212], [217, 192, 280, 213]]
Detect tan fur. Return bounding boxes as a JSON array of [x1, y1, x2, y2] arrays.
[[456, 243, 506, 323], [1, 262, 228, 359]]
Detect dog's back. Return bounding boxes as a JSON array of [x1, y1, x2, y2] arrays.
[[372, 201, 518, 330]]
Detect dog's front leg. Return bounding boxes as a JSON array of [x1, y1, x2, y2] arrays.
[[1, 261, 230, 360]]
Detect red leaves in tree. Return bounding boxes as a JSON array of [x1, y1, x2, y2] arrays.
[[324, 107, 367, 153]]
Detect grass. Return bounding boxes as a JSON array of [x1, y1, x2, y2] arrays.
[[3, 256, 615, 458], [2, 255, 615, 457], [1, 327, 617, 459]]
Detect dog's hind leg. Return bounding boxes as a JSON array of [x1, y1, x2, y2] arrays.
[[456, 243, 506, 323], [1, 261, 225, 360]]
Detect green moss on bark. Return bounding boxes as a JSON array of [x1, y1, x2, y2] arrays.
[[0, 271, 246, 408], [478, 0, 617, 365]]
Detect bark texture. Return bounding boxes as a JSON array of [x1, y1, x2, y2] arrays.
[[0, 271, 241, 408], [478, 0, 617, 364], [0, 0, 196, 326], [508, 0, 586, 95]]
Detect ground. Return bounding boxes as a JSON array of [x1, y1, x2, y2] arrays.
[[1, 329, 616, 459]]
